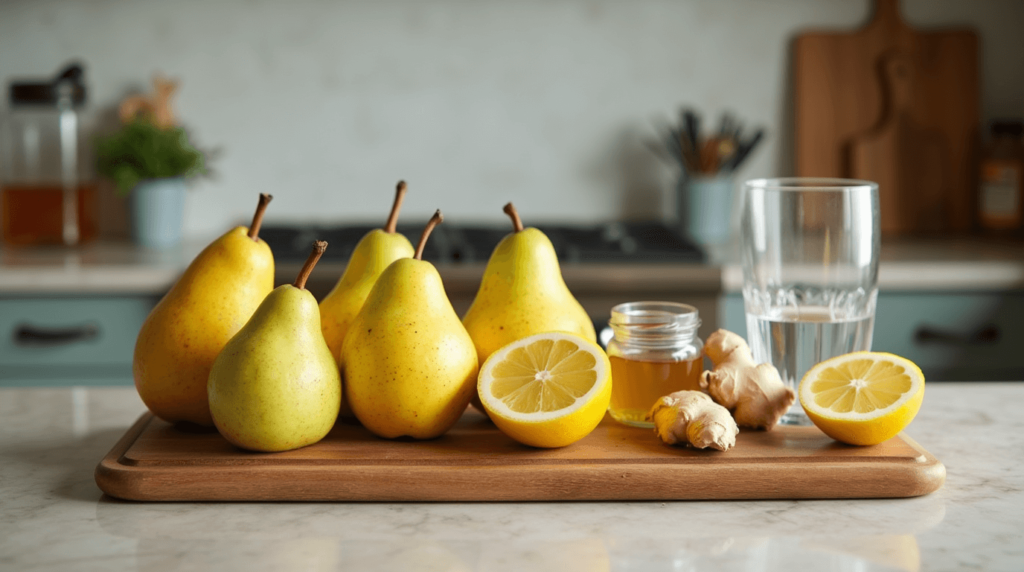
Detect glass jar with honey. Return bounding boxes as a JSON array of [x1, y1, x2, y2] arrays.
[[606, 301, 703, 428]]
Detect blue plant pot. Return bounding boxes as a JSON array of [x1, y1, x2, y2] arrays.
[[678, 175, 734, 245], [131, 178, 185, 249]]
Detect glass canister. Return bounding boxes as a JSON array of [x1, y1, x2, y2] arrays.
[[1, 63, 96, 245], [606, 301, 703, 428]]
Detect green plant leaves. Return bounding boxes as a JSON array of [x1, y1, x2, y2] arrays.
[[95, 119, 207, 195]]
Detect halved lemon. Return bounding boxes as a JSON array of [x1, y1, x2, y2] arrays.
[[799, 352, 925, 446], [477, 332, 612, 448]]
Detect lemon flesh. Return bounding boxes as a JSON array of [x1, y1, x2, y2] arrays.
[[799, 352, 924, 446], [479, 332, 611, 448]]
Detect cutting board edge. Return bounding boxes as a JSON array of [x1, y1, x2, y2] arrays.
[[95, 413, 946, 503]]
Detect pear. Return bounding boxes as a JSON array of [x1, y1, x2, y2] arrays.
[[208, 241, 341, 452], [320, 181, 414, 416], [342, 210, 479, 439], [462, 201, 596, 367], [134, 194, 275, 426]]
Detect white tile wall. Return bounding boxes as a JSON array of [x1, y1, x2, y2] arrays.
[[2, 0, 1021, 238]]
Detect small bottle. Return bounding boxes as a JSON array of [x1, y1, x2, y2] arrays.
[[978, 120, 1024, 233], [606, 301, 703, 428]]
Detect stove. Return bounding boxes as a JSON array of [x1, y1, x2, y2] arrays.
[[258, 222, 704, 265]]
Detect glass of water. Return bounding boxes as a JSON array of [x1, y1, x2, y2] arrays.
[[740, 178, 880, 425]]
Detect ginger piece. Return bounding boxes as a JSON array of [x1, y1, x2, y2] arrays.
[[647, 390, 738, 451], [699, 329, 795, 430]]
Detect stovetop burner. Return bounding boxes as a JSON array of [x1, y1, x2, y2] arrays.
[[259, 222, 703, 265]]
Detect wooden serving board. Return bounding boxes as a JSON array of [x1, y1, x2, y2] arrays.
[[95, 409, 945, 502]]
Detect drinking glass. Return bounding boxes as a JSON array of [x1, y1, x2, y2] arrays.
[[740, 178, 880, 425]]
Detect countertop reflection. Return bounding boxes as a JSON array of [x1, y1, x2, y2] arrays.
[[1, 383, 1021, 571]]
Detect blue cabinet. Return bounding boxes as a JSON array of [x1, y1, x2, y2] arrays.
[[720, 291, 1024, 381], [0, 297, 156, 387]]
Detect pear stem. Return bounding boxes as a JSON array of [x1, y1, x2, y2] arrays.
[[294, 241, 328, 290], [248, 193, 273, 241], [414, 210, 443, 261], [503, 202, 524, 232], [384, 180, 407, 234]]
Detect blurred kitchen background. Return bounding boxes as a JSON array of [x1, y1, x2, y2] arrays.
[[1, 0, 1022, 386]]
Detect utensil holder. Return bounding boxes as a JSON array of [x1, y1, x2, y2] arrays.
[[131, 178, 185, 249], [678, 175, 734, 245]]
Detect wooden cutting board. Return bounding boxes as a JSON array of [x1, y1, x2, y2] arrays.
[[849, 54, 950, 234], [794, 0, 979, 234], [95, 410, 945, 502]]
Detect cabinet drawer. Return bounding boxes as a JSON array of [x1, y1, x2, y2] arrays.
[[0, 297, 156, 386], [872, 292, 1024, 380]]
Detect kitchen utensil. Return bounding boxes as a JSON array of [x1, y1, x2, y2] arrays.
[[659, 110, 763, 176], [723, 129, 764, 173]]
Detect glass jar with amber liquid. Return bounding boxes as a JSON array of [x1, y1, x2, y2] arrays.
[[1, 63, 96, 246], [606, 301, 702, 428]]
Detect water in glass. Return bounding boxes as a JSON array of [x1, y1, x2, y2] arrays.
[[746, 305, 874, 424]]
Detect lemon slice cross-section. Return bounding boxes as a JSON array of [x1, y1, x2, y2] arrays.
[[799, 351, 925, 446], [478, 332, 612, 448]]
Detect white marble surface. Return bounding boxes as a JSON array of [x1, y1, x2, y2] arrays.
[[1, 384, 1022, 571]]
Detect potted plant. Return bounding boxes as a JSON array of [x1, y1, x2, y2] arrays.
[[95, 77, 207, 248]]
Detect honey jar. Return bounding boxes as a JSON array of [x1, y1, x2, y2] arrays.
[[606, 301, 703, 428]]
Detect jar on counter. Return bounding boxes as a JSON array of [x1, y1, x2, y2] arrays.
[[606, 301, 703, 428], [1, 63, 96, 246], [978, 120, 1023, 233]]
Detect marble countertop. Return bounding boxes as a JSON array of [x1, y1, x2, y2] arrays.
[[1, 384, 1022, 571], [1, 236, 1022, 295]]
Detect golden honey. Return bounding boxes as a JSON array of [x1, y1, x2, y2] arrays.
[[608, 355, 702, 427], [605, 301, 703, 428]]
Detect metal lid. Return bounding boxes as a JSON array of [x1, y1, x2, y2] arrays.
[[9, 63, 87, 107], [609, 301, 701, 349]]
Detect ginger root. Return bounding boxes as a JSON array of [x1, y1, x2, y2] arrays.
[[699, 329, 795, 430], [647, 390, 738, 451]]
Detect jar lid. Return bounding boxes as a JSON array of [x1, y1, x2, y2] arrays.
[[609, 301, 700, 347], [9, 63, 86, 107]]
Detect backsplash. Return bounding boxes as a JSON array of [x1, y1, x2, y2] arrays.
[[1, 0, 1021, 239]]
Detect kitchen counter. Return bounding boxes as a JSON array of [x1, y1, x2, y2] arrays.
[[716, 237, 1024, 292], [1, 384, 1022, 571], [1, 236, 1021, 295], [0, 240, 208, 295]]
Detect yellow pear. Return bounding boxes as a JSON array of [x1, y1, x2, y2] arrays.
[[320, 181, 414, 416], [208, 241, 341, 452], [462, 202, 596, 386], [342, 211, 479, 439], [133, 194, 275, 426]]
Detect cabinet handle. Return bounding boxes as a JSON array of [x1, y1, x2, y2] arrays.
[[14, 323, 99, 346], [913, 325, 1000, 346]]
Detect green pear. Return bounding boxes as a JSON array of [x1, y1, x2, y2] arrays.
[[208, 241, 341, 452], [462, 201, 596, 369], [134, 194, 275, 426], [320, 181, 414, 416], [342, 211, 479, 439]]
